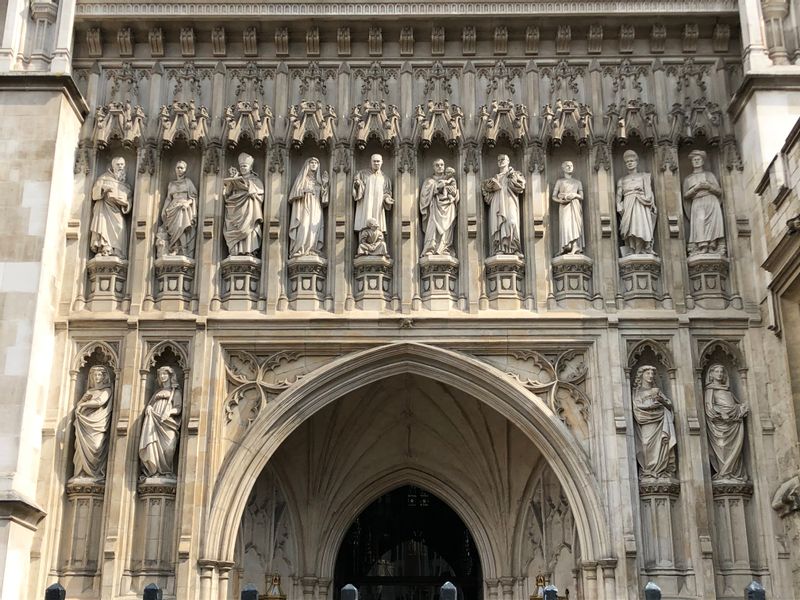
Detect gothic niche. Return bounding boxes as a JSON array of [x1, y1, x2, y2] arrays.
[[85, 150, 135, 311], [547, 143, 593, 305], [61, 341, 119, 575], [522, 466, 580, 599], [130, 342, 189, 587], [233, 467, 297, 598], [680, 147, 731, 309]]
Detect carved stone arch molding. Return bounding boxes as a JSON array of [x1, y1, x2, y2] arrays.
[[314, 466, 501, 580], [71, 340, 120, 375], [142, 339, 190, 372], [626, 338, 675, 372], [202, 342, 616, 577], [697, 338, 745, 372]]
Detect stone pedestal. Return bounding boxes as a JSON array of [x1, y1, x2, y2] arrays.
[[687, 254, 730, 309], [619, 254, 661, 304], [639, 478, 680, 570], [220, 255, 261, 310], [353, 254, 393, 310], [62, 480, 106, 574], [135, 478, 177, 573], [287, 254, 327, 311], [154, 255, 194, 311], [419, 254, 459, 310], [485, 254, 525, 310], [711, 480, 753, 592], [552, 254, 593, 302], [86, 255, 128, 311]]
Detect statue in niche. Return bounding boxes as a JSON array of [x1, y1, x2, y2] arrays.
[[704, 364, 748, 482], [482, 154, 526, 256], [223, 153, 265, 257], [139, 365, 183, 480], [90, 156, 132, 259], [156, 160, 197, 259], [683, 149, 726, 256], [72, 365, 114, 482], [551, 160, 584, 255], [353, 153, 393, 257], [632, 365, 677, 479], [419, 159, 459, 257], [288, 157, 329, 258], [616, 150, 657, 256], [357, 218, 388, 257]]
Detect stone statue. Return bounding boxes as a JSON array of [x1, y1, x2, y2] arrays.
[[683, 149, 726, 256], [223, 153, 265, 256], [139, 365, 183, 480], [353, 154, 393, 256], [482, 154, 526, 256], [356, 218, 388, 256], [157, 160, 197, 258], [616, 150, 657, 255], [288, 157, 329, 257], [632, 365, 677, 479], [704, 364, 748, 482], [419, 159, 459, 256], [72, 365, 114, 481], [552, 160, 584, 255], [90, 156, 132, 258]]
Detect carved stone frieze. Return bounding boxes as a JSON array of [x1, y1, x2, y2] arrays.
[[350, 100, 400, 149], [477, 100, 528, 147], [159, 100, 209, 148], [413, 101, 463, 148], [288, 101, 336, 149], [225, 100, 273, 148]]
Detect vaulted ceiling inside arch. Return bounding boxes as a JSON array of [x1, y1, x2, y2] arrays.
[[236, 373, 579, 591]]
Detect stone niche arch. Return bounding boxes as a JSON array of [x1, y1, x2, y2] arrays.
[[202, 342, 616, 598]]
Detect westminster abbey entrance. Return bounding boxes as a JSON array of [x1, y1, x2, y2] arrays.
[[333, 486, 482, 600]]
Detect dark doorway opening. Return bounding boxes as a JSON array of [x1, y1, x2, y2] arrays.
[[333, 485, 483, 600]]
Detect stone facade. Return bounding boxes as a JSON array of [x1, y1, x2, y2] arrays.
[[1, 1, 800, 600]]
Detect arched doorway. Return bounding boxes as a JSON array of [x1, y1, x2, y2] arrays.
[[334, 486, 482, 600]]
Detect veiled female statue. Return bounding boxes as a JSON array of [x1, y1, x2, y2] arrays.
[[704, 364, 748, 481], [72, 365, 114, 481], [632, 365, 677, 479], [139, 366, 183, 480], [616, 150, 657, 255], [288, 157, 329, 257], [683, 149, 726, 256], [552, 160, 584, 255]]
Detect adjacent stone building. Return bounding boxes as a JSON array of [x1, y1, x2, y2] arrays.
[[1, 1, 799, 599]]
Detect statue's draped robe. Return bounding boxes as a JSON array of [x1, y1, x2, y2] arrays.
[[289, 165, 329, 256], [684, 170, 724, 249], [552, 177, 584, 252], [90, 170, 132, 258], [224, 172, 265, 255], [633, 386, 677, 478], [420, 175, 459, 256], [162, 177, 197, 256], [617, 172, 656, 251], [353, 169, 392, 233], [705, 383, 747, 480], [139, 385, 182, 478], [73, 385, 113, 479], [482, 168, 526, 255]]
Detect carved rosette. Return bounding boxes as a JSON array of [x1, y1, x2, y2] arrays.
[[93, 101, 145, 148], [159, 99, 210, 148], [86, 255, 128, 311], [551, 254, 593, 301], [288, 100, 336, 149], [686, 254, 729, 309], [350, 100, 400, 150], [224, 100, 273, 148], [419, 254, 458, 310], [287, 254, 327, 310], [477, 100, 528, 148], [484, 254, 524, 309], [220, 255, 260, 309], [353, 254, 393, 309], [413, 101, 464, 149]]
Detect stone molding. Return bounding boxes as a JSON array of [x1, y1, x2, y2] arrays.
[[0, 491, 47, 532], [74, 0, 737, 17]]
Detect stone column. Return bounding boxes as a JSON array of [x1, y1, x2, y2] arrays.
[[762, 0, 791, 64], [333, 65, 352, 313], [461, 62, 481, 313], [579, 561, 598, 600]]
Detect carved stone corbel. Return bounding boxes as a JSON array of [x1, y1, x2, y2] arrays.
[[224, 100, 273, 148], [93, 101, 146, 149], [159, 99, 209, 148], [540, 99, 593, 147], [413, 101, 463, 149], [477, 100, 528, 148], [605, 99, 657, 145], [288, 101, 336, 149], [350, 100, 400, 150]]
